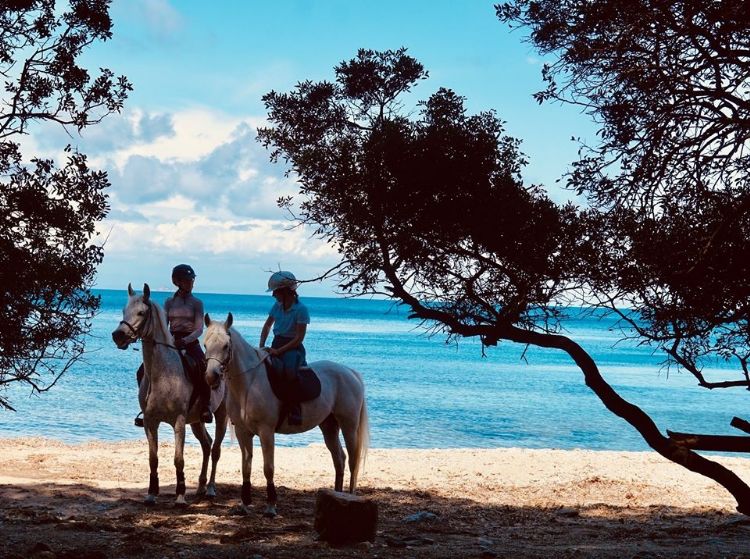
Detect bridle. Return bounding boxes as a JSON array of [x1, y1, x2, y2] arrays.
[[119, 302, 177, 350], [206, 330, 234, 374], [206, 330, 268, 382], [119, 301, 153, 341]]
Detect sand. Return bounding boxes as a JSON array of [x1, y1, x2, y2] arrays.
[[2, 437, 750, 558]]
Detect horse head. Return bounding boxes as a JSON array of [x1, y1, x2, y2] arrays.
[[203, 312, 233, 388], [111, 283, 153, 349]]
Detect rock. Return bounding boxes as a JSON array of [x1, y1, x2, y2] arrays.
[[314, 488, 378, 545], [403, 510, 438, 523]]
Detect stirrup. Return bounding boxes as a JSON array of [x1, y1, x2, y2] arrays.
[[134, 411, 144, 427], [201, 409, 213, 424]]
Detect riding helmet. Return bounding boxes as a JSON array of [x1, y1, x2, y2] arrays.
[[267, 271, 297, 292], [172, 264, 196, 280]]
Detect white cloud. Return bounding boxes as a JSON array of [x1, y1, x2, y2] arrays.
[[97, 215, 338, 261], [78, 104, 340, 293]]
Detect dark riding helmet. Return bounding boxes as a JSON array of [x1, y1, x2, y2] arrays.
[[172, 264, 196, 281]]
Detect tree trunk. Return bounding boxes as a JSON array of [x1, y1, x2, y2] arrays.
[[505, 326, 750, 515]]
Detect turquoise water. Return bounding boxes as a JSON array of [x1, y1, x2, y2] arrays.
[[1, 289, 748, 450]]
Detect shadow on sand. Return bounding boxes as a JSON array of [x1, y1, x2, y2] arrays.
[[2, 481, 750, 558]]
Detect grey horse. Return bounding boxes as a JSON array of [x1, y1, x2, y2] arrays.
[[111, 283, 228, 506], [203, 312, 369, 517]]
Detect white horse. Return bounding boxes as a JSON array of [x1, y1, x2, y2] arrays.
[[111, 283, 228, 506], [203, 312, 369, 517]]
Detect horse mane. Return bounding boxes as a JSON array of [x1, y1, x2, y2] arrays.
[[228, 326, 264, 367], [148, 300, 174, 344]]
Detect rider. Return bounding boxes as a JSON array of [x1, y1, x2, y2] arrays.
[[135, 264, 212, 426], [166, 264, 212, 424], [259, 271, 310, 425]]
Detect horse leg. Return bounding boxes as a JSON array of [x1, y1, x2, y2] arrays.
[[340, 415, 361, 493], [319, 414, 345, 492], [174, 416, 188, 507], [258, 429, 278, 518], [235, 425, 254, 514], [189, 421, 212, 497], [144, 419, 159, 506], [207, 402, 228, 499]]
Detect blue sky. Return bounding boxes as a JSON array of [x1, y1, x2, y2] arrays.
[[49, 0, 595, 296]]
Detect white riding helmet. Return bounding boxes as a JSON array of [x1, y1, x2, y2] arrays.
[[267, 271, 298, 292]]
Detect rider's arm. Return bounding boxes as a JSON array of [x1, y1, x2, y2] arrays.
[[181, 298, 205, 345], [273, 323, 307, 354], [259, 315, 274, 347]]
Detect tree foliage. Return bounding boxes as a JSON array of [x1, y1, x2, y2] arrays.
[[0, 0, 130, 411], [260, 45, 750, 513], [497, 0, 750, 391], [260, 48, 591, 340]]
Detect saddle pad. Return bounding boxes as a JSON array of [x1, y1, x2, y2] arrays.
[[266, 363, 321, 403]]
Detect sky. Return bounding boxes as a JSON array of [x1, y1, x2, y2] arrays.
[[36, 0, 596, 296]]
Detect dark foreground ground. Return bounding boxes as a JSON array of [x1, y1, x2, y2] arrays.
[[4, 481, 750, 558], [3, 439, 750, 558]]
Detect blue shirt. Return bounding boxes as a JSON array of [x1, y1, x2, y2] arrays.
[[269, 300, 310, 338]]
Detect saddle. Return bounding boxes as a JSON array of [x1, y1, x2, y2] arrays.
[[266, 357, 321, 429]]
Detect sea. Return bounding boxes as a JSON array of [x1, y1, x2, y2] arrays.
[[1, 289, 748, 451]]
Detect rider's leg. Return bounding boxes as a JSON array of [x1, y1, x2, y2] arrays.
[[279, 349, 303, 425], [185, 341, 212, 423]]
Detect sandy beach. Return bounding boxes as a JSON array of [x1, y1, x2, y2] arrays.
[[3, 438, 750, 558]]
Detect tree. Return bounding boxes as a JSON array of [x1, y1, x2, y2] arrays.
[[0, 0, 130, 411], [496, 0, 750, 390], [259, 48, 750, 513]]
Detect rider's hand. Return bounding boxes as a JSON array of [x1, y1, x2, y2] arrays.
[[174, 338, 185, 350]]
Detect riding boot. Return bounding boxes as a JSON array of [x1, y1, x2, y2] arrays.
[[134, 364, 145, 427], [200, 383, 212, 424], [288, 402, 302, 426], [201, 405, 213, 424]]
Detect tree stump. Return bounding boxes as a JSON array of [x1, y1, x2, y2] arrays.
[[314, 489, 378, 544]]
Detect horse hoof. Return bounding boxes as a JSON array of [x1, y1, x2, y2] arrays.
[[144, 495, 157, 506], [175, 495, 188, 507], [263, 505, 277, 518], [228, 504, 250, 516], [206, 486, 217, 499]]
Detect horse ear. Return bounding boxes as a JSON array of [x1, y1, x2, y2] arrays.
[[204, 313, 211, 327], [226, 312, 233, 329], [128, 283, 134, 296], [143, 283, 151, 302]]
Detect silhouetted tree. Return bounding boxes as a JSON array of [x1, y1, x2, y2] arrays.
[[497, 1, 750, 393], [259, 48, 750, 513], [0, 0, 130, 411]]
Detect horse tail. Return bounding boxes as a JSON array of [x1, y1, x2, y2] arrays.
[[351, 369, 370, 491]]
